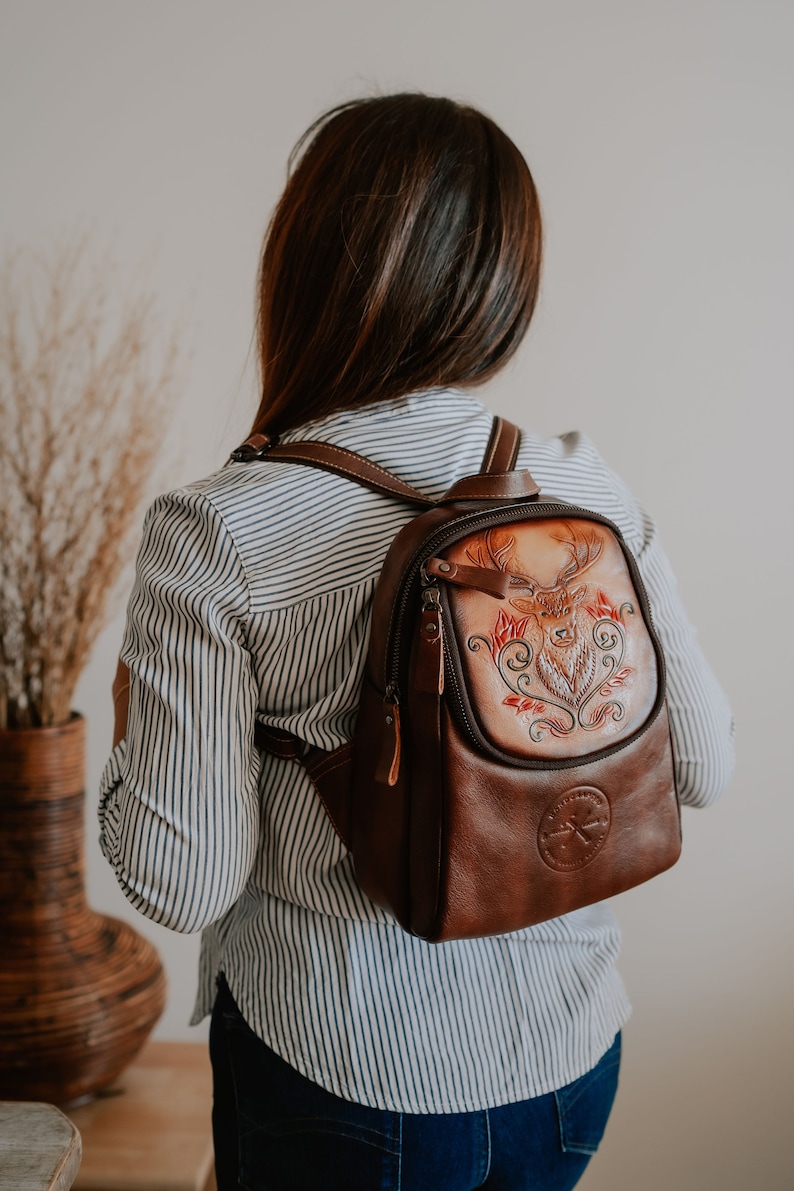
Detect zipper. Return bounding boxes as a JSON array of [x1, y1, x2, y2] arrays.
[[384, 500, 625, 691], [382, 499, 668, 771], [439, 575, 667, 771]]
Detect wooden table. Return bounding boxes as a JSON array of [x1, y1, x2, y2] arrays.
[[65, 1042, 215, 1191], [0, 1101, 82, 1191]]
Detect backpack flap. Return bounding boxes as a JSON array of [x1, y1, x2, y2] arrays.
[[439, 513, 661, 763]]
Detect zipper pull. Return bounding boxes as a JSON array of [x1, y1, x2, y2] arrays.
[[423, 557, 509, 599], [375, 684, 402, 787], [416, 587, 445, 696]]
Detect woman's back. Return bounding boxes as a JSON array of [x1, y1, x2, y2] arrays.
[[100, 387, 731, 1117], [99, 93, 733, 1188]]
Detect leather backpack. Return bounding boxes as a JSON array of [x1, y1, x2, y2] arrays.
[[232, 417, 681, 942]]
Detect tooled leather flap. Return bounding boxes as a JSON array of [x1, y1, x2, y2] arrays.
[[438, 470, 540, 505], [444, 516, 659, 760]]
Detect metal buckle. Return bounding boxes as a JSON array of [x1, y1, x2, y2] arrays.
[[229, 433, 280, 462]]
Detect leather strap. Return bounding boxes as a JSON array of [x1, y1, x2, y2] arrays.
[[253, 723, 302, 760], [231, 417, 535, 504], [232, 436, 433, 506], [438, 470, 539, 503], [247, 416, 537, 783], [270, 441, 435, 504], [254, 723, 353, 845], [480, 417, 521, 473], [304, 744, 353, 847]]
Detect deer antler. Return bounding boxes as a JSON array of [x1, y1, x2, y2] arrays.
[[467, 529, 544, 599], [550, 523, 603, 588], [467, 529, 517, 572]]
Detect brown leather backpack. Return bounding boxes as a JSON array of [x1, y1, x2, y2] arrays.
[[233, 418, 681, 942]]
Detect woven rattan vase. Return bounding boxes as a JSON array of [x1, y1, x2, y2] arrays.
[[0, 714, 167, 1105]]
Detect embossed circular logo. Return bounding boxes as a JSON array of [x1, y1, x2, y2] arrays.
[[538, 786, 611, 871]]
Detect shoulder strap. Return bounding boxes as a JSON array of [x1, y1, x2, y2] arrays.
[[232, 436, 433, 505], [247, 415, 536, 780], [230, 416, 536, 503], [480, 417, 521, 473]]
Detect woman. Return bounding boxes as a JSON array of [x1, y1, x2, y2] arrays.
[[100, 94, 734, 1190]]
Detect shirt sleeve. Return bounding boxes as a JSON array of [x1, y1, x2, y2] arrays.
[[605, 463, 735, 808], [521, 430, 734, 807], [98, 486, 261, 933]]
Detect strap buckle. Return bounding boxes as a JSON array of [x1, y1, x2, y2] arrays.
[[229, 433, 280, 462]]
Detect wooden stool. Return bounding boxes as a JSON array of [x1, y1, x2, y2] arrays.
[[0, 1101, 82, 1191], [66, 1041, 214, 1191]]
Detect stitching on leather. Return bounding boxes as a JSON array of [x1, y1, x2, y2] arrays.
[[312, 784, 350, 846], [481, 437, 498, 473], [279, 444, 430, 504], [309, 752, 349, 781], [309, 745, 352, 779], [481, 417, 504, 473], [482, 419, 522, 475], [305, 748, 352, 845], [455, 470, 532, 484]]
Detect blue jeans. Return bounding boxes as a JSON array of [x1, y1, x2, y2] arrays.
[[210, 976, 620, 1190]]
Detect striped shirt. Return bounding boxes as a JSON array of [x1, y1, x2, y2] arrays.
[[98, 389, 734, 1113]]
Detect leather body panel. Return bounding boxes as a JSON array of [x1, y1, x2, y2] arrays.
[[425, 705, 681, 940]]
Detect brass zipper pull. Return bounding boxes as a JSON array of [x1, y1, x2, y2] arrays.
[[375, 684, 402, 787], [416, 587, 445, 696]]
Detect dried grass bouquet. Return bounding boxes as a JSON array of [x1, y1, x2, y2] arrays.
[[0, 239, 181, 729]]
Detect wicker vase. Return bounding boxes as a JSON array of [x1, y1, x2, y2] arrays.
[[0, 714, 167, 1105]]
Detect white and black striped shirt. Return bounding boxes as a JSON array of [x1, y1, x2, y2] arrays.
[[99, 390, 734, 1112]]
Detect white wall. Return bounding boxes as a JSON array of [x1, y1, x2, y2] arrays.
[[2, 2, 791, 1186]]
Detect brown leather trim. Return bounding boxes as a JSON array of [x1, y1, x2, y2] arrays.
[[424, 704, 681, 941], [253, 723, 302, 760], [480, 418, 521, 474], [253, 726, 353, 847], [374, 699, 402, 787], [438, 470, 540, 504], [229, 433, 277, 462], [407, 633, 446, 938], [350, 674, 413, 927], [424, 557, 510, 599], [232, 418, 529, 506], [304, 744, 353, 847], [262, 442, 433, 506]]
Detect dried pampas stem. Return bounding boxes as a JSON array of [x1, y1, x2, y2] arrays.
[[0, 238, 181, 729]]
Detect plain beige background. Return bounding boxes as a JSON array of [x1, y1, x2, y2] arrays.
[[2, 2, 791, 1187]]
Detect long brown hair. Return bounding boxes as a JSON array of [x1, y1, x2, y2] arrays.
[[252, 93, 542, 435]]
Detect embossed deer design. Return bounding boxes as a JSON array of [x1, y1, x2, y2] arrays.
[[470, 523, 604, 708]]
